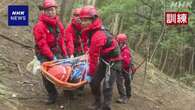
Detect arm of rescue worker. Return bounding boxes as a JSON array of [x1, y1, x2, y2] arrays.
[[33, 24, 54, 60], [65, 24, 74, 56], [88, 35, 106, 76], [58, 21, 68, 58], [122, 48, 131, 72], [85, 75, 92, 82], [128, 49, 136, 74]]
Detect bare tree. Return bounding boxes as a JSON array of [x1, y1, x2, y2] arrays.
[[111, 13, 120, 35], [83, 0, 96, 5], [60, 0, 74, 26], [161, 49, 169, 73]]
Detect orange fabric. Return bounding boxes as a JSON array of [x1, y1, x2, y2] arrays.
[[48, 65, 72, 82], [41, 61, 87, 90]]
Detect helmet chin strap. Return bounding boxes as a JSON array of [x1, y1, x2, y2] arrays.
[[119, 43, 126, 49], [92, 15, 97, 21]]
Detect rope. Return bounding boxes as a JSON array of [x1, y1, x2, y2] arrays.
[[101, 59, 114, 88]]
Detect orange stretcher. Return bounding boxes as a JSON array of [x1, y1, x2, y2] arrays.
[[41, 56, 88, 90]]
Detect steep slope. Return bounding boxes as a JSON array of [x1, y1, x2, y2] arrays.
[[0, 1, 195, 110]]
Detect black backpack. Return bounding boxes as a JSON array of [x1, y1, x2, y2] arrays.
[[87, 26, 120, 59]]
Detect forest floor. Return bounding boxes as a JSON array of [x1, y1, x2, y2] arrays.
[[0, 0, 195, 110]]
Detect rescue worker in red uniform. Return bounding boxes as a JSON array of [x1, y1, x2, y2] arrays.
[[64, 8, 88, 97], [116, 33, 135, 104], [33, 0, 67, 104], [80, 6, 122, 110], [65, 8, 88, 57]]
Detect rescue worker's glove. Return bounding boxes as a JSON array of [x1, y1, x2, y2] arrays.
[[85, 75, 92, 83], [63, 55, 69, 59], [70, 55, 74, 58], [53, 56, 57, 61]]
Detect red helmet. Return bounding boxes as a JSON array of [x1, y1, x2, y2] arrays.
[[80, 6, 98, 19], [48, 65, 72, 82], [72, 8, 81, 16], [116, 34, 128, 43], [43, 0, 57, 9]]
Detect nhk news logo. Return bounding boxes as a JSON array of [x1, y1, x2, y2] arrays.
[[165, 12, 188, 25], [8, 5, 29, 26]]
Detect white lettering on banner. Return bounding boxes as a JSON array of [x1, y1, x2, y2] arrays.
[[10, 16, 17, 20], [170, 1, 192, 9], [12, 11, 25, 15], [177, 13, 188, 24], [165, 12, 188, 25], [166, 13, 177, 24], [10, 16, 26, 21]]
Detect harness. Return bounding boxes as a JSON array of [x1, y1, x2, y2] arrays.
[[46, 23, 62, 55], [87, 26, 120, 60], [71, 24, 84, 55], [87, 26, 121, 88]]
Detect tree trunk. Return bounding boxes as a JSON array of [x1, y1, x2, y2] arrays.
[[149, 0, 166, 62], [189, 48, 195, 74], [119, 16, 124, 34], [179, 55, 182, 74], [149, 25, 165, 62], [60, 0, 74, 26], [158, 49, 163, 69], [111, 13, 120, 35], [141, 34, 150, 92], [161, 49, 169, 73], [92, 0, 96, 6], [60, 0, 66, 24], [171, 56, 178, 77], [135, 33, 145, 52], [84, 0, 96, 5], [192, 48, 194, 74], [179, 46, 184, 74]]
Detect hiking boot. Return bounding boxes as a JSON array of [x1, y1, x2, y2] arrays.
[[101, 106, 111, 110], [88, 102, 101, 110], [70, 92, 77, 100], [45, 93, 58, 105], [63, 90, 77, 100], [116, 97, 129, 104], [76, 89, 84, 96]]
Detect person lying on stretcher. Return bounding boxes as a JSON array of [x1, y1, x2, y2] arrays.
[[48, 61, 88, 83]]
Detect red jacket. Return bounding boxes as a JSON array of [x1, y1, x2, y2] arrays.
[[65, 19, 88, 56], [33, 14, 67, 60], [121, 44, 132, 72], [83, 18, 122, 76]]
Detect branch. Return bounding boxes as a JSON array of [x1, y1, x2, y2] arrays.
[[134, 12, 162, 24], [0, 57, 23, 74], [134, 12, 150, 20], [149, 24, 166, 62], [0, 33, 33, 49], [140, 0, 153, 9]]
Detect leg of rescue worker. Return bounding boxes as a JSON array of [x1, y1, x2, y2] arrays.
[[73, 52, 85, 96], [77, 86, 84, 96], [63, 89, 77, 100], [42, 75, 58, 104], [123, 71, 131, 98], [37, 53, 58, 104], [89, 61, 106, 110], [102, 61, 121, 110], [116, 71, 126, 101]]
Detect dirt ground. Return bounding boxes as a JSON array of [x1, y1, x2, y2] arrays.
[[0, 1, 195, 110]]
